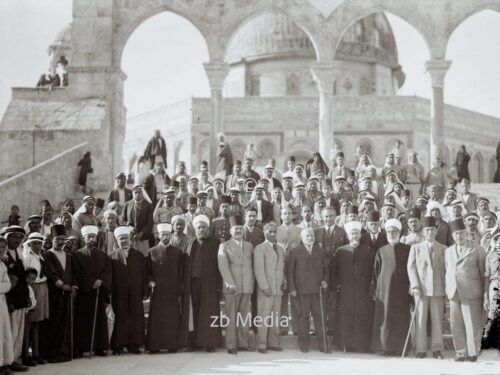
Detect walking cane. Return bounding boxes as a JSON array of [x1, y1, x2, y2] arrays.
[[70, 291, 74, 360], [233, 291, 238, 356], [319, 285, 328, 353], [89, 287, 100, 359], [401, 294, 420, 359]]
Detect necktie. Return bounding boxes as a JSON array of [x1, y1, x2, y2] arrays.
[[272, 243, 278, 256]]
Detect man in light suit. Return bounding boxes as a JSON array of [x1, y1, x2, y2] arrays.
[[276, 206, 302, 335], [253, 222, 286, 353], [217, 218, 255, 354], [407, 216, 447, 359], [444, 219, 487, 362], [458, 178, 478, 214]]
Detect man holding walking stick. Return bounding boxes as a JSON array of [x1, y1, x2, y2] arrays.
[[287, 228, 329, 353], [72, 225, 112, 357]]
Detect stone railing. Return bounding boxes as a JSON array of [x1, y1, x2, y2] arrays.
[[0, 142, 88, 220]]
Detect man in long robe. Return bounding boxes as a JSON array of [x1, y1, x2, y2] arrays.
[[216, 133, 233, 178], [143, 129, 167, 170], [44, 225, 77, 363], [109, 226, 146, 355], [179, 215, 222, 351], [371, 219, 411, 355], [72, 225, 111, 357], [331, 220, 375, 352], [146, 223, 183, 353]]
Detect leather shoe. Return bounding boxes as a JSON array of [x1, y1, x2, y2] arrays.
[[467, 356, 477, 362], [9, 363, 28, 372], [34, 357, 47, 365], [227, 349, 237, 355], [454, 355, 466, 362], [258, 349, 267, 354], [268, 346, 283, 352], [238, 347, 256, 352], [95, 350, 108, 357], [416, 352, 427, 359], [432, 351, 444, 359]]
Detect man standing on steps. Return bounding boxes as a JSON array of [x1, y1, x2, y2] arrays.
[[407, 216, 447, 359], [143, 129, 167, 170]]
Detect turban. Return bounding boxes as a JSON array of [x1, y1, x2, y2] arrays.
[[26, 232, 44, 244], [157, 223, 172, 233], [171, 215, 185, 224], [114, 226, 131, 239], [193, 215, 210, 227], [103, 210, 118, 218], [385, 219, 402, 231], [344, 221, 362, 233], [81, 225, 98, 237]]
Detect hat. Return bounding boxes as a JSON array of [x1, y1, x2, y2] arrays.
[[385, 219, 402, 231], [421, 216, 437, 228], [334, 176, 346, 182], [264, 164, 274, 170], [220, 195, 231, 204], [95, 198, 105, 209], [464, 212, 479, 221], [335, 151, 344, 158], [232, 216, 244, 226], [383, 202, 396, 209], [344, 221, 362, 232], [172, 180, 180, 188], [482, 211, 497, 219], [115, 172, 126, 179], [51, 224, 66, 237], [237, 178, 246, 184], [366, 211, 380, 222], [27, 215, 42, 223], [114, 226, 131, 239], [81, 225, 99, 236], [26, 232, 44, 244], [132, 184, 143, 191], [294, 182, 306, 189], [416, 195, 429, 203], [193, 215, 210, 227], [157, 223, 173, 233], [189, 177, 199, 182], [255, 184, 265, 191], [450, 199, 463, 207], [234, 160, 242, 166], [477, 197, 490, 204], [283, 176, 293, 180], [103, 209, 118, 218], [171, 215, 185, 224], [187, 196, 198, 205], [406, 208, 421, 220], [162, 186, 176, 195], [82, 196, 96, 203], [229, 187, 240, 194], [258, 178, 269, 184], [347, 205, 358, 215], [288, 155, 296, 162], [449, 219, 466, 233], [213, 178, 224, 184], [308, 176, 319, 182], [4, 225, 26, 239]]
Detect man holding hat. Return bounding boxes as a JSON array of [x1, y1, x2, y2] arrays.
[[407, 216, 447, 359], [179, 215, 222, 352], [444, 219, 487, 362], [43, 224, 76, 363], [4, 226, 29, 372], [146, 223, 183, 353], [330, 220, 374, 352], [371, 219, 412, 355], [109, 226, 146, 355], [217, 217, 254, 354], [72, 225, 111, 357]]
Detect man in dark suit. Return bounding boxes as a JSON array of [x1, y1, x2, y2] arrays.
[[243, 207, 265, 247], [247, 185, 273, 227], [288, 228, 329, 353], [330, 152, 352, 181], [143, 129, 167, 169], [241, 158, 260, 182], [121, 185, 154, 256], [360, 211, 388, 257], [107, 173, 133, 212]]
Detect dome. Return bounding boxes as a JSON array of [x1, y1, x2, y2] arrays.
[[226, 13, 399, 68], [48, 23, 72, 54]]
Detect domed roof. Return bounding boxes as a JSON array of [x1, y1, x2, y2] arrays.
[[226, 13, 399, 68], [48, 23, 72, 53]]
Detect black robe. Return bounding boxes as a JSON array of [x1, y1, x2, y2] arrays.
[[331, 243, 375, 351], [109, 248, 146, 349], [178, 237, 222, 348], [371, 243, 411, 353], [146, 244, 183, 351], [72, 246, 112, 354], [44, 250, 75, 362]]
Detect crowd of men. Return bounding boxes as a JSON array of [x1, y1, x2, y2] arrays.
[[1, 147, 500, 375]]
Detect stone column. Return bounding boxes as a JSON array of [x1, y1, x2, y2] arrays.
[[203, 62, 230, 175], [311, 62, 340, 160], [425, 59, 451, 167]]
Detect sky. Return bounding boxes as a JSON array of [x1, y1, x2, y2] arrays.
[[1, 1, 500, 119]]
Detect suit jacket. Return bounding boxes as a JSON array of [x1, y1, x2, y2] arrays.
[[247, 199, 273, 224], [107, 188, 133, 205], [459, 192, 478, 213], [287, 244, 329, 295], [436, 220, 453, 247], [314, 225, 348, 259], [407, 241, 447, 297], [276, 224, 302, 254], [217, 239, 254, 294], [360, 231, 388, 257], [253, 241, 285, 296], [243, 226, 265, 248], [268, 177, 283, 191], [121, 199, 154, 237], [330, 165, 353, 181], [444, 243, 486, 300]]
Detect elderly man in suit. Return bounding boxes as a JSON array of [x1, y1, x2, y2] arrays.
[[445, 219, 487, 362], [276, 206, 302, 336], [253, 222, 286, 353], [121, 185, 154, 256], [407, 216, 447, 359], [287, 228, 329, 353], [217, 218, 255, 354]]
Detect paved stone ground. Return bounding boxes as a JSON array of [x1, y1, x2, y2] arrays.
[[26, 349, 500, 375]]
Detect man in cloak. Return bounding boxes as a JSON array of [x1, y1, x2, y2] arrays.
[[44, 224, 76, 363], [109, 226, 146, 355], [146, 223, 183, 353], [143, 129, 167, 170], [72, 225, 111, 357], [179, 215, 222, 352], [330, 220, 375, 352], [371, 219, 412, 355], [216, 133, 233, 178]]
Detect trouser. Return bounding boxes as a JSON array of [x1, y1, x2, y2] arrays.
[[9, 309, 25, 362], [297, 294, 327, 352], [256, 294, 281, 350], [22, 319, 40, 359], [415, 296, 444, 353], [449, 295, 484, 357], [224, 293, 252, 350], [280, 291, 299, 334], [133, 239, 150, 257]]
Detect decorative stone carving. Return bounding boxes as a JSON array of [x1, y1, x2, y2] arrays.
[[425, 60, 452, 88], [203, 62, 230, 90]]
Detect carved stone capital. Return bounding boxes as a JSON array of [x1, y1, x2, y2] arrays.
[[203, 62, 230, 91], [425, 60, 452, 88], [310, 61, 341, 94]]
